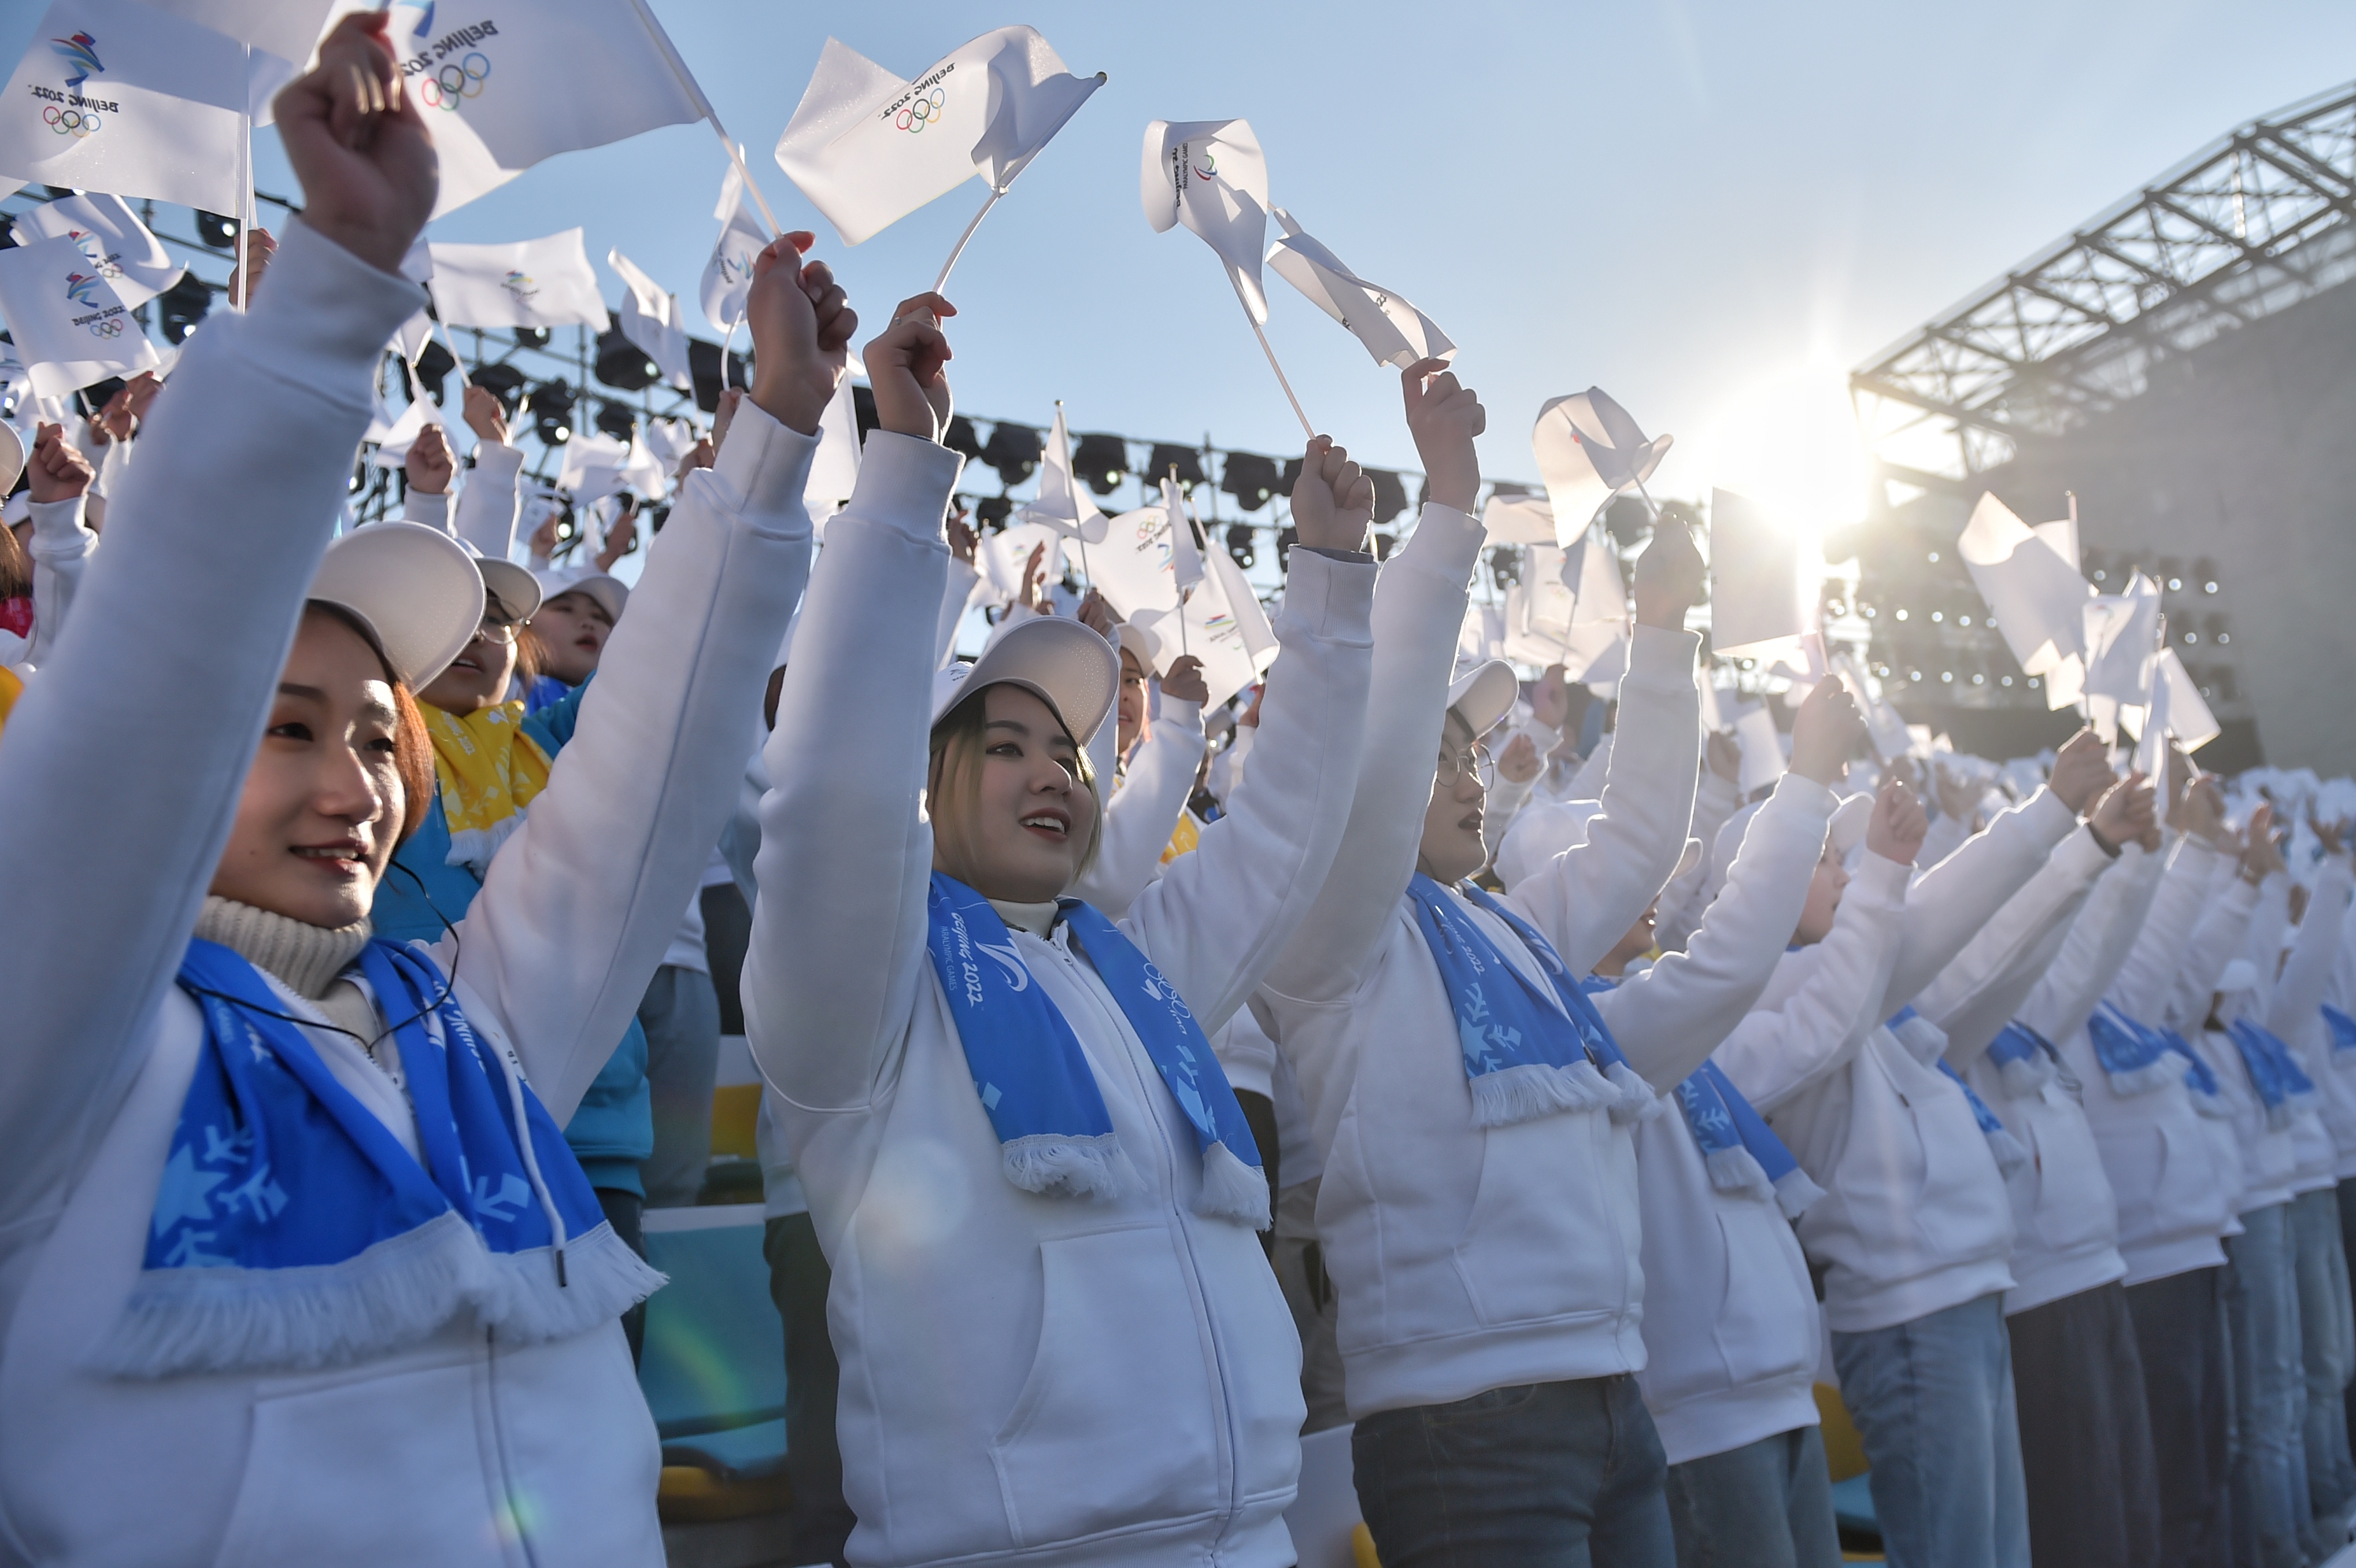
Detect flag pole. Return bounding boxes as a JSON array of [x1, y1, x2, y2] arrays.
[[1229, 275, 1313, 439], [435, 315, 474, 386], [934, 188, 1002, 295], [1169, 464, 1191, 662], [621, 0, 787, 238], [234, 49, 252, 310]]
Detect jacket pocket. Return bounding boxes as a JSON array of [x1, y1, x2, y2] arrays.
[[990, 1226, 1222, 1549], [1450, 1114, 1626, 1329], [2029, 1097, 2117, 1255], [1712, 1201, 1819, 1390], [212, 1363, 504, 1568], [2150, 1115, 2229, 1243]]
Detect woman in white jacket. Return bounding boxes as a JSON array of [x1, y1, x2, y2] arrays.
[[0, 25, 834, 1565], [1260, 439, 1706, 1565], [742, 309, 1396, 1568]]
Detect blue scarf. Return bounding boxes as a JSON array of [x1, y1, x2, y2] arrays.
[[1886, 1005, 2027, 1177], [2087, 1001, 2185, 1097], [922, 873, 1267, 1227], [1403, 875, 1654, 1129], [2225, 1018, 2317, 1130], [1582, 973, 1819, 1216], [2321, 1004, 2356, 1059], [104, 938, 663, 1378], [1985, 1020, 2057, 1097], [2151, 1025, 2232, 1118]]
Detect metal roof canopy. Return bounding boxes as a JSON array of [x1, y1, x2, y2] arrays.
[[1852, 82, 2356, 495]]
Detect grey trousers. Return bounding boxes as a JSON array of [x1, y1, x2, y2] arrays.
[[637, 963, 720, 1208], [2291, 1186, 2356, 1526], [2003, 1281, 2161, 1568], [1663, 1426, 1841, 1568], [2124, 1265, 2233, 1568]]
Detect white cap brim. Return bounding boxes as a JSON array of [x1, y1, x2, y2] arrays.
[[1828, 792, 1874, 859], [931, 615, 1118, 745], [475, 556, 542, 624], [534, 569, 627, 627], [1447, 658, 1518, 739], [309, 522, 486, 688], [0, 423, 22, 498]]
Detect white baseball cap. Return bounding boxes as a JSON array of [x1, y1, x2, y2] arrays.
[[533, 566, 627, 627], [1446, 658, 1518, 740], [931, 614, 1118, 745], [473, 552, 542, 627], [0, 423, 23, 498], [308, 522, 486, 688], [1828, 792, 1875, 860]]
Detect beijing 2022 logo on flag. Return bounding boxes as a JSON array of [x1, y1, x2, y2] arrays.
[[65, 270, 128, 338], [32, 28, 117, 139], [395, 6, 500, 113], [878, 61, 955, 136], [501, 270, 539, 306]]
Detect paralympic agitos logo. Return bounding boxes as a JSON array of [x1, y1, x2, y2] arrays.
[[29, 28, 118, 138]]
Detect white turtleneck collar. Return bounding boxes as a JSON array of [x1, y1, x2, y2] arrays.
[[986, 898, 1061, 938], [192, 895, 372, 1000]]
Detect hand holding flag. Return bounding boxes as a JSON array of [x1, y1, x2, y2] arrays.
[[741, 232, 857, 439], [1284, 435, 1375, 555], [1532, 388, 1670, 544], [863, 292, 957, 444], [1401, 357, 1484, 515], [273, 9, 435, 275]]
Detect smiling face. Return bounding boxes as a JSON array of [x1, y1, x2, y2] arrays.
[[1416, 710, 1489, 885], [210, 609, 423, 929], [1791, 847, 1851, 946], [929, 684, 1102, 904], [416, 615, 519, 714], [530, 589, 612, 686]]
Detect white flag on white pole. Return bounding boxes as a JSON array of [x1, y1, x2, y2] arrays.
[[802, 375, 860, 514], [700, 153, 765, 332], [608, 249, 690, 391], [1140, 117, 1273, 323], [2079, 571, 2162, 742], [138, 0, 332, 120], [386, 0, 704, 219], [1134, 543, 1276, 707], [0, 0, 271, 214], [427, 231, 606, 330], [1532, 388, 1671, 546], [2153, 647, 2220, 753], [774, 27, 1102, 248], [976, 521, 1066, 608], [10, 191, 183, 308], [1018, 405, 1108, 543], [1088, 502, 1186, 626], [368, 388, 446, 467], [0, 234, 160, 398], [1707, 488, 1814, 659], [1161, 475, 1206, 593], [1481, 491, 1556, 545], [1266, 208, 1454, 368], [1956, 490, 2092, 698]]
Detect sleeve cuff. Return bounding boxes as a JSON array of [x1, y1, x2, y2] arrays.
[[1156, 695, 1204, 735], [471, 442, 525, 485], [401, 490, 451, 529], [1766, 772, 1839, 820], [1400, 501, 1484, 579], [238, 221, 428, 398], [848, 430, 963, 546], [2022, 787, 2080, 847], [1855, 852, 1914, 904], [1622, 623, 1702, 694], [1273, 544, 1377, 645], [24, 497, 88, 552], [712, 399, 821, 524]]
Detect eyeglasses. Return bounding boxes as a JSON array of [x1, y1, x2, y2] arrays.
[[1437, 742, 1494, 790], [474, 619, 520, 646]]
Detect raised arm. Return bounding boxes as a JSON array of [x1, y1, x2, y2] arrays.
[[1918, 829, 2113, 1067], [0, 18, 432, 1223], [743, 297, 961, 1114], [2269, 845, 2353, 1041], [1258, 365, 1482, 1004], [453, 386, 525, 561], [2159, 805, 2280, 1028], [1070, 683, 1204, 919], [21, 424, 98, 667], [2110, 830, 2229, 1019], [450, 239, 842, 1121], [2018, 837, 2165, 1048]]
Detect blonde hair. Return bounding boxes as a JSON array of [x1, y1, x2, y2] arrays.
[[927, 686, 1104, 886]]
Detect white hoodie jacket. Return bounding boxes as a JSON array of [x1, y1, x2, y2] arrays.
[[744, 438, 1376, 1568], [0, 224, 816, 1567], [1722, 790, 2081, 1333], [1262, 497, 1700, 1419], [1609, 775, 1837, 1465], [2282, 856, 2356, 1175]]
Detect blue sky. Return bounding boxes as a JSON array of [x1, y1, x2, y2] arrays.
[[11, 1, 2355, 524]]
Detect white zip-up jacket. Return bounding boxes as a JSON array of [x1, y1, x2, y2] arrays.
[[1262, 497, 1700, 1418], [2284, 857, 2356, 1175], [1072, 694, 1205, 918], [1612, 775, 1837, 1465], [744, 437, 1375, 1568], [0, 224, 815, 1567], [1723, 790, 2080, 1333], [1934, 829, 2132, 1315]]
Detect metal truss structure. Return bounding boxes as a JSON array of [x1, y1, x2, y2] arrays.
[[1852, 81, 2356, 495]]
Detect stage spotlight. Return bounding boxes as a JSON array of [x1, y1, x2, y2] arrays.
[[513, 327, 551, 350], [595, 401, 637, 442], [158, 275, 212, 343], [1226, 523, 1256, 569], [981, 422, 1041, 487], [194, 211, 238, 250], [944, 416, 985, 463], [975, 495, 1013, 530], [412, 340, 456, 405], [1366, 469, 1407, 525], [468, 361, 527, 415], [1489, 546, 1521, 590], [1221, 453, 1279, 513], [528, 380, 575, 446], [1149, 444, 1205, 490], [1073, 434, 1128, 495], [594, 327, 660, 392]]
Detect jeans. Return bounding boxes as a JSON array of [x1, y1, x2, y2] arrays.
[[1662, 1426, 1841, 1568], [764, 1212, 855, 1568], [1829, 1292, 2030, 1568], [2125, 1266, 2234, 1568], [1351, 1375, 1674, 1567], [2292, 1186, 2356, 1526], [2003, 1281, 2161, 1568], [2224, 1202, 2312, 1568], [637, 963, 720, 1208]]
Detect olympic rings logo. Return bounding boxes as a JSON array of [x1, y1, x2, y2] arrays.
[[86, 317, 125, 339], [415, 52, 489, 112], [894, 87, 944, 134], [43, 105, 100, 136]]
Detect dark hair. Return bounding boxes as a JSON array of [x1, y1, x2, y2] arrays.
[[511, 620, 548, 688], [0, 522, 29, 602], [304, 601, 436, 844], [926, 683, 1102, 881]]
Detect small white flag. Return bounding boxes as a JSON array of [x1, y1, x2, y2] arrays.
[[1733, 704, 1787, 795], [1162, 474, 1205, 592], [11, 191, 183, 308], [0, 233, 159, 398], [608, 248, 690, 391], [428, 230, 606, 330], [0, 0, 271, 215], [775, 27, 1103, 247], [368, 389, 445, 468], [387, 0, 704, 220], [1141, 117, 1273, 322], [2152, 647, 2219, 753], [1956, 491, 2092, 690], [1480, 491, 1556, 545], [1707, 487, 1814, 659], [1088, 502, 1187, 625], [2080, 571, 2162, 741], [976, 520, 1065, 609], [700, 153, 765, 332], [1018, 405, 1108, 543], [803, 375, 860, 514], [1131, 543, 1277, 708], [1532, 388, 1670, 545], [1266, 208, 1454, 368]]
